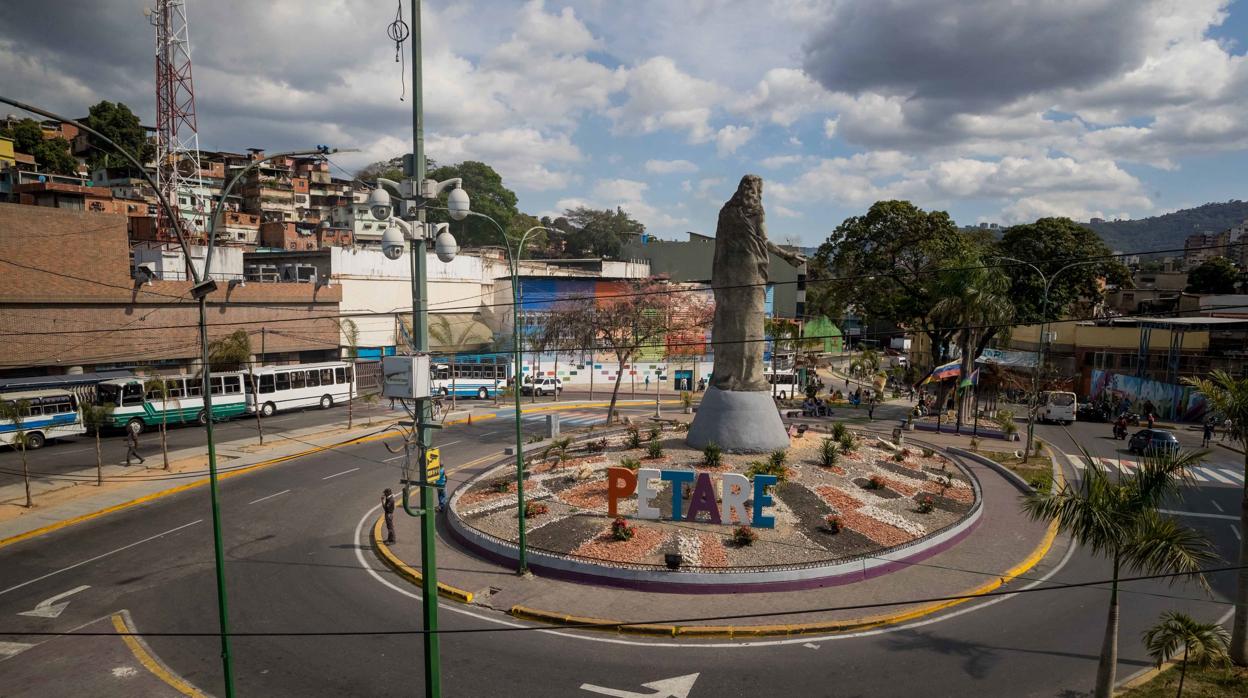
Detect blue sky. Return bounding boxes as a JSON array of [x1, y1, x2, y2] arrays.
[[3, 0, 1247, 248]]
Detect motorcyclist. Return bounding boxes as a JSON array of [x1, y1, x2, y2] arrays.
[[1113, 415, 1128, 440]]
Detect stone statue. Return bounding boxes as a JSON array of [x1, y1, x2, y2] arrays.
[[687, 175, 794, 453]]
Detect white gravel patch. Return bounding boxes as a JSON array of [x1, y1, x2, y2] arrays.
[[860, 505, 927, 536]]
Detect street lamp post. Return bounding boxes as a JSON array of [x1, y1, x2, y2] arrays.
[[996, 256, 1105, 458], [454, 213, 554, 575]]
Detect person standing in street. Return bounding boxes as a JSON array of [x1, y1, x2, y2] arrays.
[[435, 469, 447, 512], [382, 488, 396, 544], [1202, 420, 1215, 447], [125, 428, 145, 466]]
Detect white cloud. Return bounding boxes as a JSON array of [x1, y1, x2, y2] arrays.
[[427, 128, 582, 190], [644, 159, 698, 174], [823, 117, 839, 139], [715, 125, 753, 155], [760, 155, 808, 169], [608, 56, 729, 142], [554, 178, 689, 232]]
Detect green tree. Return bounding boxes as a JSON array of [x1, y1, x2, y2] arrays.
[[1142, 610, 1231, 698], [814, 200, 985, 381], [932, 265, 1014, 432], [0, 398, 34, 507], [355, 156, 406, 184], [81, 100, 153, 171], [81, 403, 112, 486], [207, 330, 252, 371], [1183, 370, 1248, 664], [1185, 257, 1240, 294], [143, 378, 173, 470], [427, 161, 519, 247], [1, 118, 44, 153], [995, 218, 1131, 324], [561, 206, 642, 258], [2, 119, 78, 174], [1022, 449, 1219, 697]]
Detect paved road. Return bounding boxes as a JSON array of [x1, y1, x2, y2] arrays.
[[0, 406, 1239, 697]]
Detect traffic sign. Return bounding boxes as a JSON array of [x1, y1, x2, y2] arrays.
[[425, 447, 441, 481]]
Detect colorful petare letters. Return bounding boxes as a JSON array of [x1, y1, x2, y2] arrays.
[[605, 467, 776, 529]]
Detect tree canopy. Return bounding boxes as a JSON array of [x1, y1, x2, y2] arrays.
[[207, 330, 252, 371], [427, 161, 519, 248], [996, 218, 1132, 324], [1185, 256, 1240, 294], [82, 100, 153, 171], [557, 206, 642, 259], [0, 118, 77, 174]]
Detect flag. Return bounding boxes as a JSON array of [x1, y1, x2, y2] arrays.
[[959, 368, 979, 391]]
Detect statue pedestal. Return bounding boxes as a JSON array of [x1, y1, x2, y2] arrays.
[[686, 386, 790, 453]]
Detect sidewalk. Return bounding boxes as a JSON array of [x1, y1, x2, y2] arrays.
[[379, 435, 1058, 636]]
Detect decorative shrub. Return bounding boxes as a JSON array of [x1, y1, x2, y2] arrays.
[[994, 410, 1018, 437], [824, 514, 842, 533], [819, 438, 840, 467], [892, 451, 906, 462], [611, 517, 634, 541], [916, 495, 934, 514], [768, 448, 788, 469], [731, 525, 758, 546], [491, 479, 510, 493], [542, 437, 572, 465], [525, 501, 549, 518], [864, 475, 885, 491], [745, 459, 787, 482], [647, 439, 664, 459], [620, 457, 641, 471], [626, 427, 642, 449], [703, 442, 722, 467], [647, 425, 662, 442], [585, 438, 608, 454], [831, 422, 849, 441], [922, 447, 935, 458], [838, 435, 855, 455]]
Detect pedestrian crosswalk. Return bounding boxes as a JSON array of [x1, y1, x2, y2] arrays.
[[510, 408, 609, 428], [1063, 453, 1244, 485]]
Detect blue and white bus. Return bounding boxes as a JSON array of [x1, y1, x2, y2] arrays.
[[0, 389, 87, 450], [430, 353, 511, 399]]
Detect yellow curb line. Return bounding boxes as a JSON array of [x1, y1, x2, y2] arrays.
[[112, 611, 207, 697], [500, 459, 1065, 638], [0, 426, 404, 550], [371, 516, 475, 603]]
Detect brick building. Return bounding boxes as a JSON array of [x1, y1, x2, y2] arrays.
[[0, 203, 342, 378]]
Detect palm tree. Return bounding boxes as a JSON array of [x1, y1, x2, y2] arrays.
[[0, 398, 33, 507], [429, 315, 480, 410], [1142, 610, 1231, 698], [1022, 448, 1220, 698], [1184, 370, 1248, 665], [81, 403, 112, 486], [933, 269, 1014, 432], [143, 377, 172, 470]]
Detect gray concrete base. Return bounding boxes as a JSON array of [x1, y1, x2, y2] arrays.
[[685, 386, 790, 453]]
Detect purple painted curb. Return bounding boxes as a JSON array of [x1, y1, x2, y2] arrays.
[[447, 513, 984, 594]]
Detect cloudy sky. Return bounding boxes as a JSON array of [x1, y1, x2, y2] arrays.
[[2, 0, 1246, 246]]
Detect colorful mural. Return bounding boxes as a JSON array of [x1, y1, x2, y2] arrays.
[[1088, 370, 1208, 422]]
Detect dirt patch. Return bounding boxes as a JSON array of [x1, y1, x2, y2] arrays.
[[877, 459, 928, 480], [912, 492, 971, 515], [852, 477, 902, 499], [527, 513, 605, 553], [555, 480, 609, 513], [572, 524, 669, 564]]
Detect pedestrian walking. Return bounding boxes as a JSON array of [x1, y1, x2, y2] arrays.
[[125, 428, 145, 466], [435, 470, 447, 512], [1202, 420, 1215, 447], [1146, 411, 1156, 429], [1222, 418, 1233, 441], [382, 488, 396, 544]]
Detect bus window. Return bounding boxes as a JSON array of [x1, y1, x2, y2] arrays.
[[306, 370, 320, 388], [320, 369, 334, 385], [223, 376, 241, 394], [290, 372, 305, 389], [168, 379, 185, 398], [241, 374, 252, 394], [260, 374, 275, 394], [345, 366, 353, 383], [275, 372, 291, 391], [210, 377, 225, 395], [123, 383, 144, 406], [335, 368, 346, 384], [470, 366, 481, 379], [187, 379, 202, 397]]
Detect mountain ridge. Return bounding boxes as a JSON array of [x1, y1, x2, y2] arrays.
[[1082, 200, 1248, 255]]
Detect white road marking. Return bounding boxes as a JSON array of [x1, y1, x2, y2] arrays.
[[352, 505, 1082, 649], [383, 454, 406, 463], [0, 640, 35, 660], [1221, 468, 1244, 484], [436, 440, 462, 448], [1158, 509, 1239, 521], [1211, 500, 1224, 513], [1202, 468, 1236, 485], [1231, 525, 1242, 542], [581, 673, 699, 697], [322, 468, 360, 480], [0, 520, 201, 597], [803, 642, 821, 649], [248, 489, 290, 505], [17, 584, 89, 618], [1188, 468, 1211, 483]]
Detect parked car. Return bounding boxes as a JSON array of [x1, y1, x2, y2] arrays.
[[521, 377, 563, 397], [1077, 402, 1112, 423], [1127, 429, 1180, 456]]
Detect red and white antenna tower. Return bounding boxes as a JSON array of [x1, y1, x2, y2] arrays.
[[148, 0, 203, 243]]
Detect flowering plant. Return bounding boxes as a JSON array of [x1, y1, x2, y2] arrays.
[[611, 517, 634, 541]]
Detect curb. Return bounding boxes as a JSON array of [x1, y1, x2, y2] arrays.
[[0, 426, 405, 550], [948, 447, 1035, 494], [370, 516, 475, 603], [112, 610, 208, 697]]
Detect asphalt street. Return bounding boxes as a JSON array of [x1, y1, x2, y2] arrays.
[[0, 405, 1240, 697]]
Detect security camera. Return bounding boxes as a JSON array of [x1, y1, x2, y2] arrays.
[[381, 225, 405, 260], [447, 186, 470, 221], [434, 227, 458, 263], [368, 187, 393, 222]]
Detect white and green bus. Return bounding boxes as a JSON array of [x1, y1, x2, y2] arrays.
[[96, 373, 249, 434]]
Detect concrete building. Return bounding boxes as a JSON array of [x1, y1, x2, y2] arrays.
[[1105, 269, 1188, 314], [1184, 230, 1230, 269], [0, 203, 342, 378], [620, 231, 806, 318]]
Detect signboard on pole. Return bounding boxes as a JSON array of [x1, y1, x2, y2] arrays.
[[425, 447, 441, 481]]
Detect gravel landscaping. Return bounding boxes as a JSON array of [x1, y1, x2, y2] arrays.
[[451, 425, 979, 571]]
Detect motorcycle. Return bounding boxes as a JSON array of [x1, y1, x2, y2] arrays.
[[1112, 423, 1127, 440], [1121, 412, 1141, 427]]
